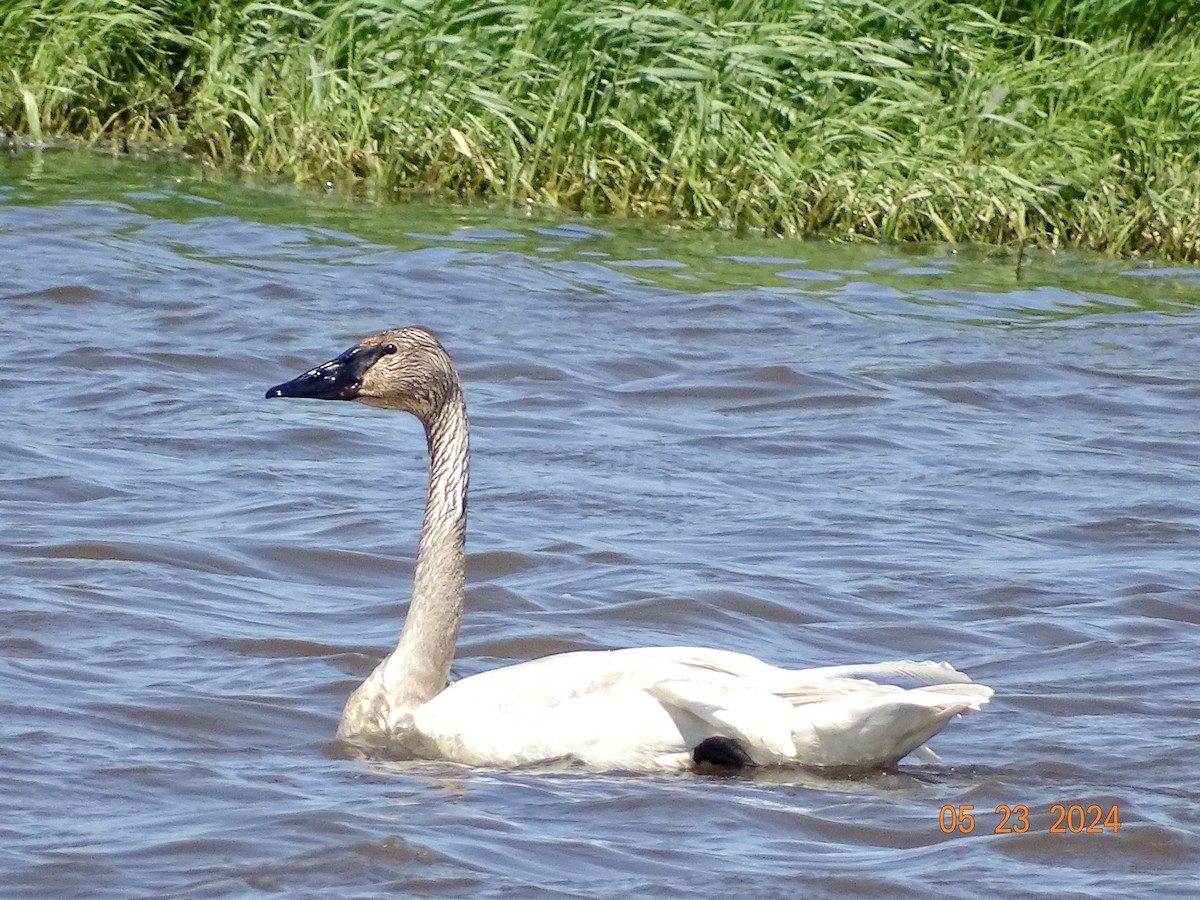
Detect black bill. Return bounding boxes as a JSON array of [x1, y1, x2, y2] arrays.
[[265, 343, 391, 401]]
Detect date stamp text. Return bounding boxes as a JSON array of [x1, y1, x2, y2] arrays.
[[939, 804, 1122, 835]]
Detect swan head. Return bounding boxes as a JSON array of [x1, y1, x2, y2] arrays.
[[266, 327, 459, 419]]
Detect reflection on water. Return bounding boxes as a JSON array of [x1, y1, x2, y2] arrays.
[[2, 149, 1199, 897]]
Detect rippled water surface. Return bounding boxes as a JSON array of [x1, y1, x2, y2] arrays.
[[3, 151, 1199, 897]]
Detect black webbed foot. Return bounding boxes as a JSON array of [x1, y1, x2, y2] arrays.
[[692, 736, 756, 775]]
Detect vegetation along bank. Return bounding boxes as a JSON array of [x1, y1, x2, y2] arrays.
[[2, 0, 1198, 258]]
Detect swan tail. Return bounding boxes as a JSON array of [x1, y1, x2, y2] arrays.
[[641, 649, 992, 767], [788, 682, 994, 767]]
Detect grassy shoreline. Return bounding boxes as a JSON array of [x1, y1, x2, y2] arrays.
[[3, 0, 1198, 259]]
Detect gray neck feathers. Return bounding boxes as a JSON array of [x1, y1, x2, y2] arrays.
[[382, 381, 470, 710]]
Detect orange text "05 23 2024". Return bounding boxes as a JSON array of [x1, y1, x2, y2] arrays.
[[939, 804, 1122, 834]]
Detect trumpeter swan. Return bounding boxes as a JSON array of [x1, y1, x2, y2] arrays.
[[266, 327, 991, 772]]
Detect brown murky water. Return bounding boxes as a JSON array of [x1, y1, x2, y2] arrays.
[[3, 150, 1198, 897]]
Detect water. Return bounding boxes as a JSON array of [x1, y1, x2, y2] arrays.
[[2, 149, 1198, 897]]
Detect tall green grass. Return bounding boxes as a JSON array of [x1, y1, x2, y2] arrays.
[[980, 0, 1189, 42], [3, 0, 1198, 259]]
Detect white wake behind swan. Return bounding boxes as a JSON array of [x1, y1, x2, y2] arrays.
[[266, 327, 992, 772]]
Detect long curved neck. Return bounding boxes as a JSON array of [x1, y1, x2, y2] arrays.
[[382, 385, 469, 709]]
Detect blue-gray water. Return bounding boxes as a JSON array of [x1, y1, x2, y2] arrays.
[[2, 151, 1198, 897]]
